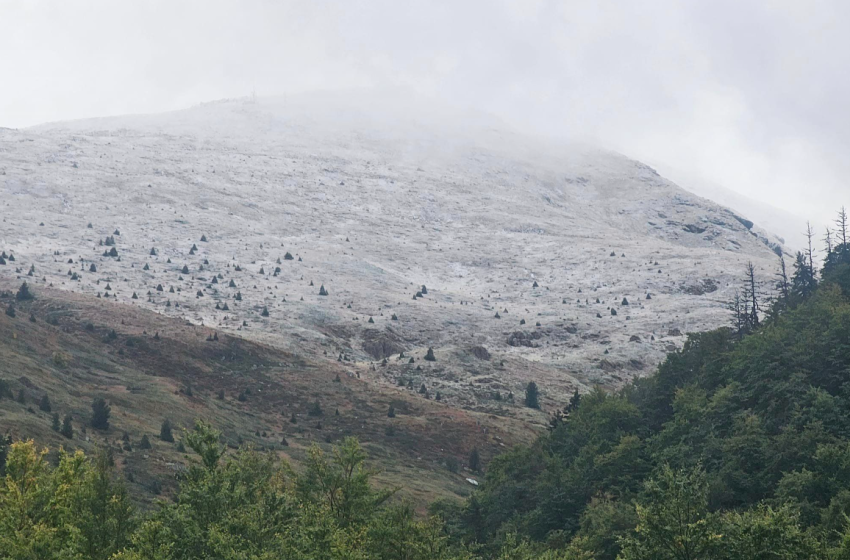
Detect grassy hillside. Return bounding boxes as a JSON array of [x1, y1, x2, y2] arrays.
[[0, 279, 535, 509]]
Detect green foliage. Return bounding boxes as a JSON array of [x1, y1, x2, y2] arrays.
[[0, 442, 135, 559], [439, 240, 850, 558], [0, 426, 476, 560], [4, 225, 850, 559]]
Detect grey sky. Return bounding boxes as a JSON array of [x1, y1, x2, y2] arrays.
[[1, 0, 847, 227]]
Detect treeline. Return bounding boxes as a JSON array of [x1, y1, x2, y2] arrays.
[[432, 209, 850, 558]]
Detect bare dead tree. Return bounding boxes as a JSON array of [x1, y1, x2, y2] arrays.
[[805, 222, 817, 278], [837, 206, 849, 248], [742, 262, 763, 331], [776, 253, 790, 303]]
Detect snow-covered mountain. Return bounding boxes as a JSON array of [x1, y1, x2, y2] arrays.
[[0, 92, 784, 409]]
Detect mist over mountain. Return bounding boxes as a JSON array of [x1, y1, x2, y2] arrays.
[[1, 93, 786, 408]]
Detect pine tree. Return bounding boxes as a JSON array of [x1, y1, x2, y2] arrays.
[[61, 414, 74, 439], [469, 448, 481, 473], [525, 381, 540, 409], [91, 397, 111, 430], [16, 281, 33, 301]]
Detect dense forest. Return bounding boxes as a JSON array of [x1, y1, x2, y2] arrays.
[[3, 211, 850, 559]]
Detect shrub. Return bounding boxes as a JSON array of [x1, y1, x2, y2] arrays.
[[160, 419, 174, 442]]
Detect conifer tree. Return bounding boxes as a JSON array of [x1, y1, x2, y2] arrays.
[[91, 397, 111, 430], [39, 394, 51, 413], [525, 381, 540, 409], [792, 251, 817, 301], [61, 414, 74, 438], [16, 282, 33, 301], [469, 448, 481, 473]]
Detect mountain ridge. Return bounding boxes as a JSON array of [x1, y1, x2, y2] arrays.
[[1, 94, 785, 411]]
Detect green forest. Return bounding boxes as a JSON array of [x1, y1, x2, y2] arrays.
[[4, 213, 850, 559]]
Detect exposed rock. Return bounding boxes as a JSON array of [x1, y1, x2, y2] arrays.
[[469, 346, 491, 361]]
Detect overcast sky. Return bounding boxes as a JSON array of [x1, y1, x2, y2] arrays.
[[1, 0, 847, 227]]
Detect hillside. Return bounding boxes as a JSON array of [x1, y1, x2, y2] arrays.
[[0, 93, 784, 417], [0, 279, 533, 507], [3, 211, 849, 560]]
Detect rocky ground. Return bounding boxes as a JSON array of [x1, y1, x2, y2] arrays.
[[0, 92, 785, 415]]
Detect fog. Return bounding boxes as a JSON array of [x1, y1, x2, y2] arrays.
[[2, 0, 847, 234]]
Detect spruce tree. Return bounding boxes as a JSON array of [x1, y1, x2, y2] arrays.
[[39, 394, 51, 413], [792, 252, 817, 301], [525, 381, 540, 409], [424, 347, 436, 361], [61, 414, 74, 439], [91, 397, 111, 430], [16, 282, 33, 301], [469, 448, 481, 473]]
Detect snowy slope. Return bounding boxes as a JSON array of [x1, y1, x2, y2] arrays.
[[0, 92, 784, 409]]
